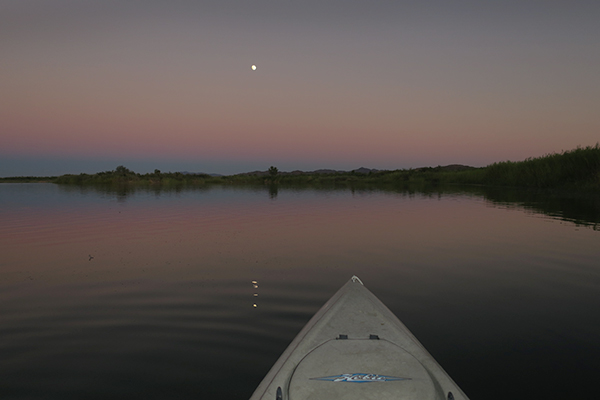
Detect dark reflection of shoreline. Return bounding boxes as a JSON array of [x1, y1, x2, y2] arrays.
[[387, 184, 600, 231], [446, 184, 600, 231], [353, 183, 600, 230], [56, 183, 214, 202], [55, 182, 600, 230]]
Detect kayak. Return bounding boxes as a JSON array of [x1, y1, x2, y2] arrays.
[[249, 276, 469, 400]]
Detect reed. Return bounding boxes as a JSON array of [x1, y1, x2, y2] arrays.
[[480, 144, 600, 190]]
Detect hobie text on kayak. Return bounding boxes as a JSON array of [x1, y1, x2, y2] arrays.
[[310, 373, 410, 383]]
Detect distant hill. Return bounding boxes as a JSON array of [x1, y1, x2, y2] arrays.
[[443, 164, 475, 171], [413, 164, 475, 172]]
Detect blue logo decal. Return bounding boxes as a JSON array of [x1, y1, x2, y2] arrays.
[[310, 373, 410, 383]]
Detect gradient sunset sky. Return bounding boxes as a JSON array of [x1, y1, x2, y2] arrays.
[[2, 0, 599, 176]]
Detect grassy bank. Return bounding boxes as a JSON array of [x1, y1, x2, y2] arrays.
[[53, 166, 223, 186], [0, 176, 58, 183]]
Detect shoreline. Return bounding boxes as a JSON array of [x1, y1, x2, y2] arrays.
[[2, 144, 599, 192]]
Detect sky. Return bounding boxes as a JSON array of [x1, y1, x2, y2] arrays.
[[2, 0, 599, 176]]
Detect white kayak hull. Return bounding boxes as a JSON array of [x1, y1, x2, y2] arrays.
[[250, 276, 469, 400]]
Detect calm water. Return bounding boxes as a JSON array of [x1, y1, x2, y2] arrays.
[[1, 183, 599, 399]]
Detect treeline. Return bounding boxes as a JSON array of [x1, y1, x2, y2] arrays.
[[7, 144, 600, 192]]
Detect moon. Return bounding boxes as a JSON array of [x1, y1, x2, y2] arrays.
[[251, 64, 257, 71]]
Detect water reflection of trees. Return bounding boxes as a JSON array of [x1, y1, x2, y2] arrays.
[[268, 184, 278, 199], [474, 186, 600, 231], [56, 182, 599, 230]]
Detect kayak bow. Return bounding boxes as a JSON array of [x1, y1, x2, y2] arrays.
[[250, 276, 469, 400]]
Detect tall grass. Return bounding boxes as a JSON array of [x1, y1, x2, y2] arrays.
[[480, 144, 600, 190]]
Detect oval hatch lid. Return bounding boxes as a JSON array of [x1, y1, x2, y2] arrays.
[[288, 338, 443, 400]]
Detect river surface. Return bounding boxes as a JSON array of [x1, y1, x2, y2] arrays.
[[1, 183, 599, 399]]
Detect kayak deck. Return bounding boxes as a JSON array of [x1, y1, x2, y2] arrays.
[[250, 276, 469, 400]]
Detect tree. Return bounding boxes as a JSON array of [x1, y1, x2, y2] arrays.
[[268, 166, 279, 177], [115, 165, 132, 175]]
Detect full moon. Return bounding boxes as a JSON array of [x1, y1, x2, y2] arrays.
[[251, 64, 257, 71]]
